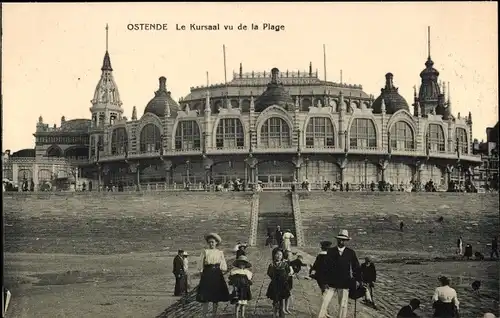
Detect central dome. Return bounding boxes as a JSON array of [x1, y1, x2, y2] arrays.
[[371, 73, 409, 114], [255, 68, 294, 112], [144, 77, 180, 117]]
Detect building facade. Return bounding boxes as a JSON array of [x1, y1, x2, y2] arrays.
[[473, 122, 499, 189], [3, 30, 483, 191]]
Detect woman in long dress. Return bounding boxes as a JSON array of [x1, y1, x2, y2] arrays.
[[197, 233, 230, 317], [282, 230, 295, 252], [432, 276, 460, 317]]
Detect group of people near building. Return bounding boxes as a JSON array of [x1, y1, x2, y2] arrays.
[[170, 228, 500, 318]]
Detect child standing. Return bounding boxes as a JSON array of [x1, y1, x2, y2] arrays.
[[229, 255, 253, 318], [267, 248, 292, 317]]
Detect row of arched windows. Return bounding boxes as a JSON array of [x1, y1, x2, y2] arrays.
[[109, 118, 469, 154]]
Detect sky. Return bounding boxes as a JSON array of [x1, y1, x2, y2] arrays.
[[2, 2, 498, 152]]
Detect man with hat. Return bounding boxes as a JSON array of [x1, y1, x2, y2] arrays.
[[310, 241, 335, 318], [173, 249, 188, 296], [318, 229, 361, 318]]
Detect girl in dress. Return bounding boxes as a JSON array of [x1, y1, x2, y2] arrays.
[[229, 255, 253, 318], [267, 248, 293, 317], [197, 233, 230, 317]]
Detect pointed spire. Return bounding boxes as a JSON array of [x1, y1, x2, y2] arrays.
[[425, 26, 434, 68], [468, 111, 472, 124], [447, 81, 451, 104], [309, 62, 313, 76], [132, 106, 137, 120], [413, 85, 417, 98], [101, 24, 113, 71]]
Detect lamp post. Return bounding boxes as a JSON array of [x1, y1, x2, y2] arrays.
[[186, 159, 191, 185]]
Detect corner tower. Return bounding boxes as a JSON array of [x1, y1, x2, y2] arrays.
[[417, 26, 446, 117], [89, 24, 123, 161]]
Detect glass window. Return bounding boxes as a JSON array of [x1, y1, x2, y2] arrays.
[[427, 124, 445, 152], [349, 118, 377, 149], [390, 121, 415, 150], [111, 127, 128, 155], [175, 120, 201, 150], [140, 124, 162, 152], [305, 117, 335, 148], [455, 128, 468, 155], [260, 117, 291, 148], [216, 118, 244, 149]]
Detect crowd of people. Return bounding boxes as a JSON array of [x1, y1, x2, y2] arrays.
[[170, 229, 499, 318]]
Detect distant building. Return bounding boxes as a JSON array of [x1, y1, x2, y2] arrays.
[[3, 26, 483, 191], [473, 121, 499, 189]]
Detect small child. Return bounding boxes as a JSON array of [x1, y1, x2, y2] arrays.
[[267, 248, 292, 318], [229, 255, 253, 318], [310, 241, 334, 317]]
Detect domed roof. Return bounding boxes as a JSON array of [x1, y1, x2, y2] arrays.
[[11, 148, 35, 158], [371, 73, 409, 114], [144, 77, 180, 117], [60, 119, 91, 132], [255, 68, 294, 112]]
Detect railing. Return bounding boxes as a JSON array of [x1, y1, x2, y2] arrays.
[[248, 193, 260, 247], [291, 192, 305, 247]]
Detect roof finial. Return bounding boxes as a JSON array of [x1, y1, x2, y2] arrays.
[[106, 24, 109, 52], [427, 26, 431, 60]]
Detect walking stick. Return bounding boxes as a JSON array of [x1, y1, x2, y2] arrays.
[[354, 298, 357, 318]]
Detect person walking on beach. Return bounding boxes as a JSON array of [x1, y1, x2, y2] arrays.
[[275, 226, 284, 248], [229, 255, 253, 318], [456, 237, 463, 255], [310, 241, 335, 318], [173, 249, 188, 296], [432, 276, 460, 317], [360, 257, 377, 309], [267, 248, 293, 317], [282, 229, 295, 253], [197, 233, 230, 317], [319, 230, 361, 318]]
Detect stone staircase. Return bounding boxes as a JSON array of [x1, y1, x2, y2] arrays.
[[257, 192, 297, 247]]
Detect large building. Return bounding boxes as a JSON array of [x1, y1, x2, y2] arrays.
[[3, 27, 482, 191], [473, 121, 499, 189]]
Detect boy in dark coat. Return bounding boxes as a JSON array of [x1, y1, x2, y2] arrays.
[[173, 249, 188, 296], [309, 241, 333, 293], [360, 256, 377, 308], [397, 298, 421, 317]]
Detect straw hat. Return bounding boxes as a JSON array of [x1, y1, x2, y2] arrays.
[[335, 229, 351, 241], [205, 233, 222, 244], [233, 255, 252, 268], [182, 251, 189, 256]]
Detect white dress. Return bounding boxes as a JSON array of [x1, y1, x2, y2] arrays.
[[282, 232, 295, 251]]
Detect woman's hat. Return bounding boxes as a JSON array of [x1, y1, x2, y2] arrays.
[[205, 232, 222, 244], [233, 255, 252, 268], [335, 229, 351, 241]]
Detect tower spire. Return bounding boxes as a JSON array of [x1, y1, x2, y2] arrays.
[[101, 24, 112, 71], [427, 26, 431, 59], [106, 23, 109, 52]]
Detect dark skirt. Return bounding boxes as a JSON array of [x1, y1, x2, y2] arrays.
[[266, 277, 291, 301], [196, 264, 230, 303], [174, 274, 188, 296], [231, 285, 252, 303], [433, 301, 458, 317]]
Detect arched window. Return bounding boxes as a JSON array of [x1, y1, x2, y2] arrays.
[[427, 124, 445, 152], [349, 118, 376, 149], [140, 124, 162, 152], [390, 121, 414, 150], [111, 127, 128, 155], [305, 117, 335, 148], [216, 118, 244, 149], [456, 127, 468, 155], [175, 120, 201, 150], [260, 117, 291, 148], [47, 146, 63, 157]]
